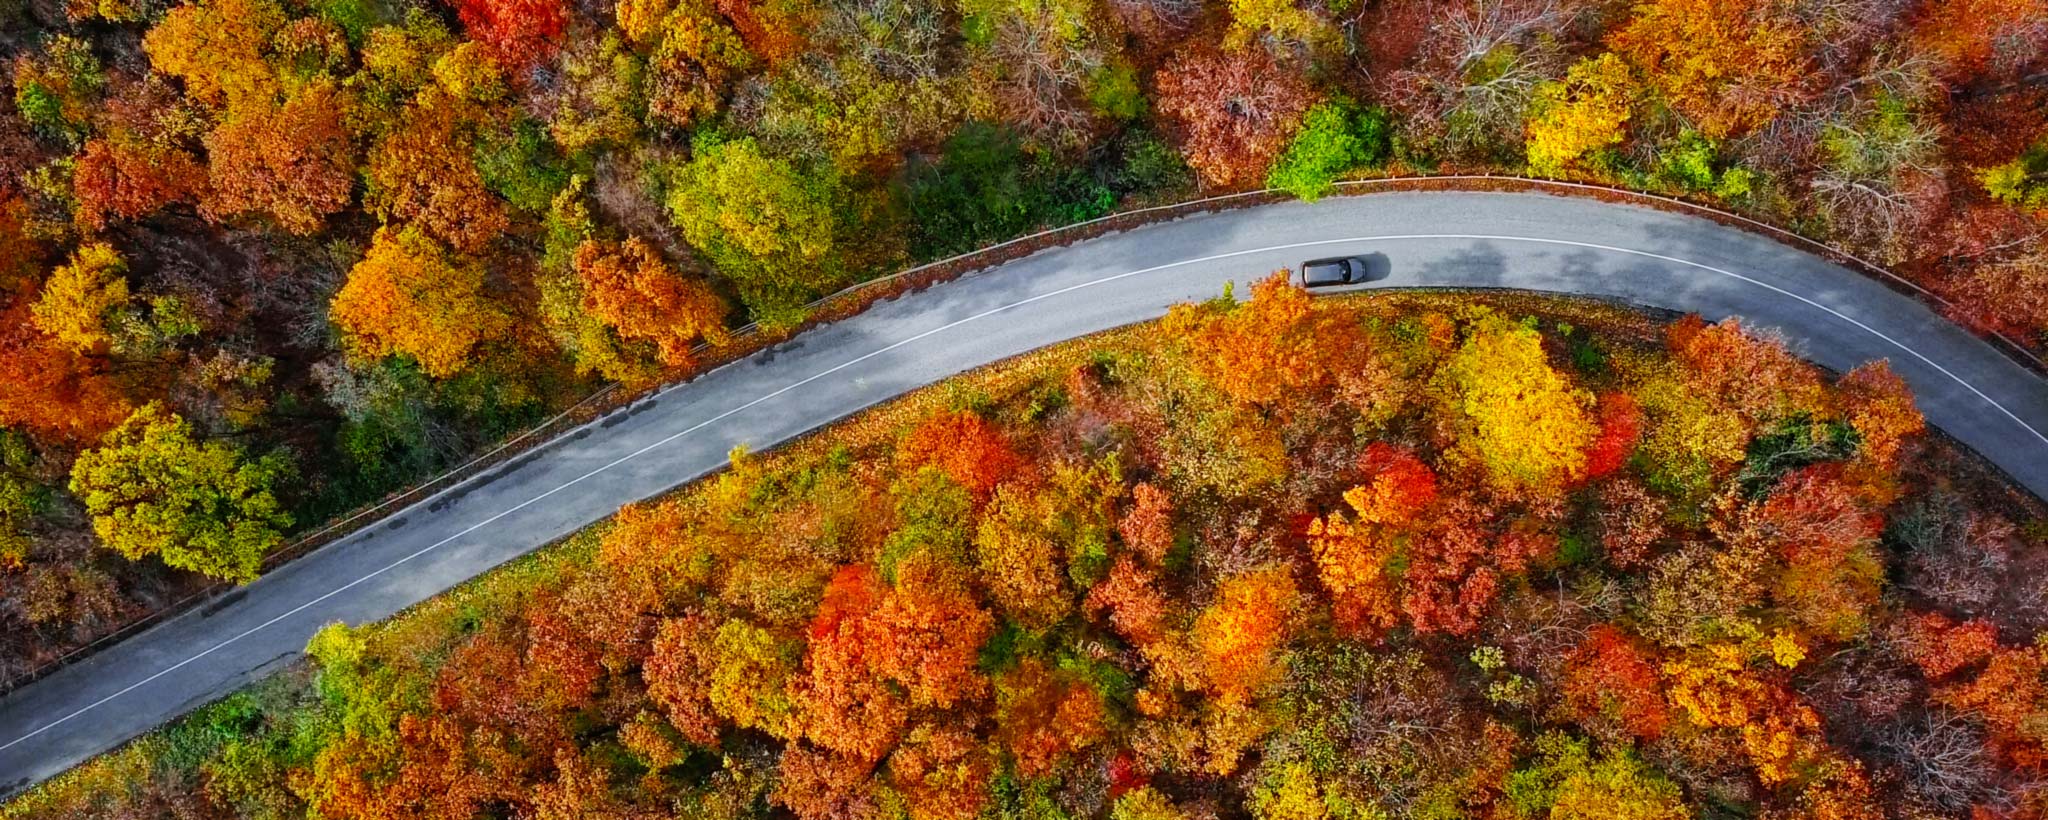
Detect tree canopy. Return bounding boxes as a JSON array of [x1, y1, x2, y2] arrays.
[[68, 402, 293, 582]]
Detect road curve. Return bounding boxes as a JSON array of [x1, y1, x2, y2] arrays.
[[6, 191, 2048, 795]]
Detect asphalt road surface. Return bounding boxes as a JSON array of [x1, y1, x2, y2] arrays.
[[6, 191, 2048, 796]]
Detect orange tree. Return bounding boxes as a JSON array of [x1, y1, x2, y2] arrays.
[[329, 226, 510, 378]]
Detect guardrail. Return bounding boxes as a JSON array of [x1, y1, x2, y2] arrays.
[[5, 173, 2035, 696]]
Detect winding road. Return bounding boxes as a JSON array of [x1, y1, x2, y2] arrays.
[[6, 191, 2048, 796]]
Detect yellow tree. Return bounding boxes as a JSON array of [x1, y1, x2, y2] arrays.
[[1526, 53, 1639, 177], [329, 226, 509, 378], [32, 243, 131, 355], [1608, 0, 1814, 138], [141, 0, 285, 111], [69, 402, 293, 582], [1437, 311, 1597, 493]]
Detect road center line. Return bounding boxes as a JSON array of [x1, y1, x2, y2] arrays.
[[5, 231, 2041, 757]]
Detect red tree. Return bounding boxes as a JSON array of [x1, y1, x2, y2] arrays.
[[1117, 482, 1176, 566], [1401, 500, 1548, 636], [1152, 45, 1316, 188], [1893, 611, 1998, 680], [1583, 392, 1644, 479], [1561, 625, 1670, 740], [897, 410, 1025, 499], [450, 0, 569, 70]]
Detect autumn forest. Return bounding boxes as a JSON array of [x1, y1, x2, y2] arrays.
[[4, 0, 2048, 814], [2, 0, 2048, 690], [11, 283, 2048, 820]]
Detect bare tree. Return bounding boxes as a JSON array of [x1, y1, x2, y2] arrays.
[[988, 10, 1099, 146], [1105, 0, 1197, 42], [1875, 710, 2001, 814], [1893, 492, 2015, 615], [1808, 93, 1948, 262], [816, 0, 950, 82], [1382, 0, 1581, 160]]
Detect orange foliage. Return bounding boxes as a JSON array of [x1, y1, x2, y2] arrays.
[[0, 298, 131, 443], [868, 553, 994, 710], [574, 237, 730, 368], [1911, 0, 2048, 81], [1762, 759, 1883, 820], [371, 714, 518, 820], [774, 744, 878, 820], [1118, 482, 1176, 565], [1834, 361, 1922, 467], [995, 659, 1107, 777], [1938, 645, 2048, 770], [1348, 443, 1437, 527], [1161, 272, 1359, 407], [1607, 0, 1814, 138], [1667, 315, 1827, 422], [1562, 625, 1671, 740], [1193, 566, 1299, 704], [795, 582, 909, 762], [714, 0, 811, 64], [201, 83, 355, 235], [1087, 554, 1171, 646], [1892, 611, 1998, 680], [72, 138, 206, 231], [794, 557, 992, 762], [1306, 511, 1400, 636], [645, 614, 723, 744], [523, 594, 604, 704], [0, 196, 43, 293], [889, 722, 992, 820], [363, 94, 509, 253], [329, 227, 510, 378], [897, 409, 1024, 499]]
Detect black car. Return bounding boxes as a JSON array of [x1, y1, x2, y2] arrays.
[[1296, 254, 1384, 288]]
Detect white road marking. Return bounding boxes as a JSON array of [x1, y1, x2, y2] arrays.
[[5, 231, 2043, 757]]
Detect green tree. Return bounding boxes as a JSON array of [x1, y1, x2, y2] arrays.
[[902, 122, 1113, 258], [69, 402, 294, 582], [1268, 100, 1390, 201], [0, 429, 45, 568], [1504, 733, 1686, 820], [666, 137, 855, 328]]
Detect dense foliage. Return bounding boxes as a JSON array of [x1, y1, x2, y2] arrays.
[[2, 0, 2046, 727], [15, 285, 2048, 820]]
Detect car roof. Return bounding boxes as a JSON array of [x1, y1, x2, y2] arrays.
[[1302, 260, 1348, 284]]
